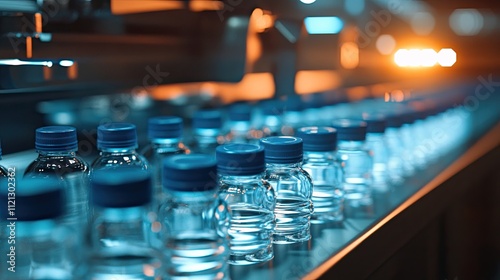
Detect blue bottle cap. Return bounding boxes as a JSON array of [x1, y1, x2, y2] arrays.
[[91, 168, 151, 208], [193, 110, 222, 129], [35, 126, 78, 152], [362, 114, 386, 133], [148, 116, 183, 140], [331, 119, 367, 141], [385, 114, 404, 128], [97, 123, 138, 150], [401, 110, 417, 125], [260, 136, 303, 164], [163, 154, 217, 192], [228, 103, 252, 122], [216, 144, 265, 176], [296, 127, 337, 151], [0, 177, 64, 221]]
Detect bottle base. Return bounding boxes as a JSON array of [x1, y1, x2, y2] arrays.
[[311, 213, 344, 224], [344, 195, 374, 219], [228, 246, 274, 265], [272, 229, 311, 244]]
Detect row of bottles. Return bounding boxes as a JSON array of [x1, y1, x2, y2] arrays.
[[0, 90, 474, 279]]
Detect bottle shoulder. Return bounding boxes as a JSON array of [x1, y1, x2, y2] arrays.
[[219, 179, 274, 193], [91, 152, 148, 170], [159, 196, 229, 222], [0, 165, 7, 177], [264, 167, 313, 184], [142, 143, 189, 154], [25, 155, 89, 176]]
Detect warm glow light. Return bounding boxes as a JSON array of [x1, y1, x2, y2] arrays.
[[67, 62, 78, 80], [407, 49, 421, 67], [111, 0, 183, 14], [420, 49, 437, 67], [437, 48, 457, 67], [252, 8, 274, 33], [295, 70, 342, 94], [340, 42, 359, 69], [246, 9, 264, 71], [189, 1, 224, 11], [394, 48, 454, 67], [346, 86, 370, 100], [375, 34, 396, 55], [151, 73, 275, 103], [34, 13, 42, 33], [394, 49, 410, 67], [384, 90, 406, 102]]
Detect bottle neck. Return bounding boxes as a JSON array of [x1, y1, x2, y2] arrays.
[[228, 120, 251, 133], [337, 140, 366, 150], [262, 115, 281, 128], [385, 127, 401, 135], [99, 147, 138, 154], [283, 111, 302, 126], [219, 173, 263, 183], [303, 150, 335, 163], [194, 129, 221, 145], [266, 161, 302, 169], [37, 150, 77, 157], [16, 218, 59, 238], [194, 128, 221, 138], [366, 132, 384, 141], [93, 205, 149, 222], [150, 137, 181, 145], [164, 189, 217, 203]]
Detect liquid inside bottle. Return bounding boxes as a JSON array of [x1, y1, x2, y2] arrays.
[[216, 143, 275, 265]]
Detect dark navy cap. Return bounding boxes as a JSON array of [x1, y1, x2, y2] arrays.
[[0, 177, 64, 221], [385, 113, 404, 128], [91, 168, 152, 208], [331, 119, 367, 141], [35, 126, 78, 152], [148, 116, 183, 140], [296, 127, 337, 151], [228, 103, 252, 122], [193, 110, 222, 129], [97, 123, 138, 149], [260, 136, 303, 164], [163, 154, 218, 192], [362, 114, 387, 133], [401, 110, 417, 125], [216, 144, 265, 176]]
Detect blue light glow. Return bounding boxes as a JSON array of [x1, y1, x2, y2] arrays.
[[345, 0, 365, 16], [304, 17, 344, 35], [0, 59, 52, 67]]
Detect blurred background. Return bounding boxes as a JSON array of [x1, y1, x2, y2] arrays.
[[0, 1, 500, 279], [0, 0, 499, 154]]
